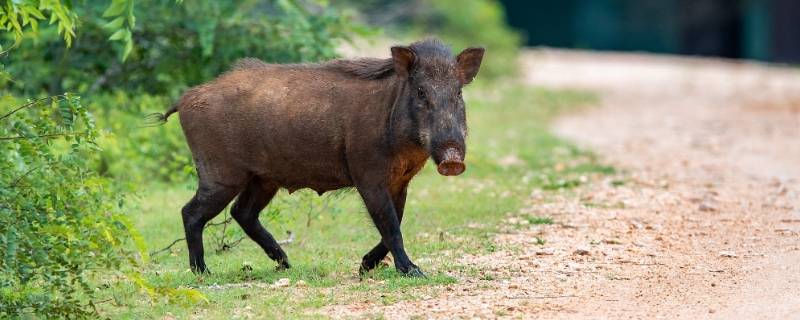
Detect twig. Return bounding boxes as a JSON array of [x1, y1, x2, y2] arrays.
[[87, 297, 114, 315], [216, 211, 230, 251], [151, 230, 294, 257], [0, 131, 89, 141], [149, 237, 185, 257], [90, 298, 114, 305], [0, 94, 68, 121], [306, 199, 315, 227], [216, 236, 246, 253], [5, 161, 60, 188], [207, 217, 233, 227], [278, 231, 295, 245], [10, 166, 42, 187], [228, 236, 247, 247]]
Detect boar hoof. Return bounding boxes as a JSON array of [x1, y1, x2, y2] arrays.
[[358, 264, 372, 276], [399, 265, 426, 278], [275, 259, 291, 271], [191, 265, 210, 275]]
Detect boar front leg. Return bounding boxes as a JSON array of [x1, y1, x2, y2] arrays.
[[356, 183, 423, 277], [360, 184, 408, 274]]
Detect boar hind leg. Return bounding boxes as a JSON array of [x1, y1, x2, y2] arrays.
[[182, 182, 241, 274], [231, 178, 290, 270], [360, 185, 408, 274]]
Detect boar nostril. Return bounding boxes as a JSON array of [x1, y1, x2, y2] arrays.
[[436, 146, 465, 176], [437, 161, 465, 176]]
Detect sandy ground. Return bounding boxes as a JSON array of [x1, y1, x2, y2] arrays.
[[323, 50, 800, 319]]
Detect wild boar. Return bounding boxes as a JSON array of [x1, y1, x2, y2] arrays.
[[160, 38, 484, 276]]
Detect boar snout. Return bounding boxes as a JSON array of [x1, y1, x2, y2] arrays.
[[435, 146, 465, 176]]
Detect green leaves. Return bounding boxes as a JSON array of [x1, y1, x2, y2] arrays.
[[102, 0, 136, 60], [0, 94, 141, 317], [103, 0, 129, 17], [108, 28, 128, 41], [0, 0, 79, 48], [3, 1, 366, 95], [103, 16, 125, 30]]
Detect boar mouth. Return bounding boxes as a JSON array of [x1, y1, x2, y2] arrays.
[[434, 145, 466, 176]]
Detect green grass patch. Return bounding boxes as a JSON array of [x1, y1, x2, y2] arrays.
[[101, 84, 610, 318], [526, 216, 554, 225]]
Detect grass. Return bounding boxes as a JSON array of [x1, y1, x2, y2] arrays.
[[526, 216, 554, 225], [102, 83, 611, 319]]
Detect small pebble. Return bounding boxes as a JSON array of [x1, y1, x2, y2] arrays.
[[699, 203, 717, 212], [270, 278, 291, 288]]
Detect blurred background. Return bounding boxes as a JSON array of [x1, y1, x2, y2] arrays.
[[352, 0, 800, 63], [503, 0, 800, 63]]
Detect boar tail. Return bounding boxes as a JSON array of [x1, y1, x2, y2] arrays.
[[142, 103, 179, 127]]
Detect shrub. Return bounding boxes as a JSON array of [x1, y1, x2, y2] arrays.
[[0, 94, 146, 318], [4, 0, 364, 96], [89, 92, 194, 184]]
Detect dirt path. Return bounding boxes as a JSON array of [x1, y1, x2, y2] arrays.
[[526, 50, 800, 319], [324, 50, 800, 319]]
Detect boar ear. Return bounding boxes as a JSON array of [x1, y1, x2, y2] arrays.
[[391, 46, 416, 79], [456, 47, 485, 85]]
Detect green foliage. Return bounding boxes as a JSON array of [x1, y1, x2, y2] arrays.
[[0, 0, 79, 48], [0, 95, 141, 317], [87, 92, 194, 184], [102, 0, 137, 60], [4, 0, 364, 96]]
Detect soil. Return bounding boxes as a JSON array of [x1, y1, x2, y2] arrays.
[[323, 50, 800, 319]]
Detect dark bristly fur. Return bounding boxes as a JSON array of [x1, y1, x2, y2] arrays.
[[166, 38, 485, 277], [325, 57, 396, 80]]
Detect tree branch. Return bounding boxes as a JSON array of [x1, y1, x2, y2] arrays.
[[0, 94, 68, 121], [148, 237, 186, 257], [5, 161, 59, 188], [0, 131, 89, 141], [149, 223, 294, 257]]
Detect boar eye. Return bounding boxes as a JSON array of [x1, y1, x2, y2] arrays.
[[457, 89, 462, 98], [417, 87, 426, 99]]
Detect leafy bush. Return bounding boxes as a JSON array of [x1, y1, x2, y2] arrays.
[[0, 94, 146, 317], [90, 92, 194, 184], [4, 0, 364, 96]]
